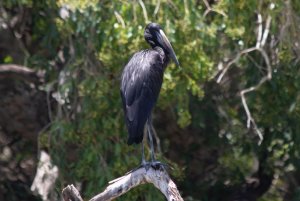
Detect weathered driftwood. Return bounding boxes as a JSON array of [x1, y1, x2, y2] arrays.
[[62, 165, 183, 201], [31, 151, 59, 201], [62, 184, 83, 201], [0, 64, 43, 84]]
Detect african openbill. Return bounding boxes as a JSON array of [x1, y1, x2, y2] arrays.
[[120, 22, 179, 166]]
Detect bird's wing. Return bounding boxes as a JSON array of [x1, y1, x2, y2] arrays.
[[120, 50, 164, 144]]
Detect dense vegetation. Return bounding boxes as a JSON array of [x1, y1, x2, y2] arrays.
[[1, 0, 300, 200]]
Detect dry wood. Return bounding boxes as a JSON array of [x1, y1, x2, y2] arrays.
[[62, 185, 84, 201], [0, 64, 43, 84], [62, 165, 183, 201], [216, 12, 272, 144], [31, 151, 59, 201]]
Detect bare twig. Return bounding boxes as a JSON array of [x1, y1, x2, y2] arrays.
[[240, 76, 270, 144], [256, 13, 263, 48], [138, 0, 149, 22], [261, 15, 272, 47], [62, 166, 183, 201], [153, 0, 161, 17], [31, 151, 59, 201], [151, 124, 162, 153], [240, 48, 272, 141], [246, 54, 264, 73], [202, 0, 227, 18], [216, 47, 257, 83], [114, 11, 125, 28], [216, 12, 273, 144], [0, 64, 43, 84], [184, 0, 189, 17]]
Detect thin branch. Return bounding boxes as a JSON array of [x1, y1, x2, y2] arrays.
[[31, 151, 59, 201], [114, 11, 125, 28], [151, 124, 162, 153], [202, 0, 227, 18], [184, 0, 189, 17], [216, 47, 257, 83], [240, 48, 272, 129], [138, 0, 149, 22], [240, 76, 269, 144], [261, 15, 272, 47], [239, 51, 272, 144], [216, 12, 273, 144], [246, 54, 265, 73], [153, 0, 161, 17], [257, 48, 272, 80], [0, 64, 43, 83], [256, 13, 263, 48], [62, 166, 183, 201], [45, 80, 57, 123]]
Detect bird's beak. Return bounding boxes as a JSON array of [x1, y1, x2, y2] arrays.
[[156, 29, 180, 66]]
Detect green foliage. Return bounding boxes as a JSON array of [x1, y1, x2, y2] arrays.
[[2, 0, 300, 200]]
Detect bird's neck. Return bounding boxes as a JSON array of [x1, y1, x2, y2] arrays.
[[153, 46, 170, 68]]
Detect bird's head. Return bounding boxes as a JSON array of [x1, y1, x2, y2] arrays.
[[144, 22, 179, 66]]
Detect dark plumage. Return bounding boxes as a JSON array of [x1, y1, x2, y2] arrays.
[[120, 23, 179, 146]]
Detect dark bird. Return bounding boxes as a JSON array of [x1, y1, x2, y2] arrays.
[[120, 22, 179, 165]]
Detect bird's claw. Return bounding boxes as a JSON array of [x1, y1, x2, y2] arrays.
[[150, 161, 169, 170], [140, 160, 168, 171]]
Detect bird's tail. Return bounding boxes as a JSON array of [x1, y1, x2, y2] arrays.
[[127, 120, 145, 145], [127, 136, 143, 145]]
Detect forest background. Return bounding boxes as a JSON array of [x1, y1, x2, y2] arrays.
[[1, 0, 300, 200]]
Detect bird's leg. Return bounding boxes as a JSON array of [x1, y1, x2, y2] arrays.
[[141, 142, 146, 165], [147, 117, 156, 162], [137, 139, 153, 171], [147, 116, 169, 170]]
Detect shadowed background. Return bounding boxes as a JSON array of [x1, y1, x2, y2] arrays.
[[0, 0, 300, 200]]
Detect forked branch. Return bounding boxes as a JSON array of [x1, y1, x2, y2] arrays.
[[62, 166, 183, 201], [217, 12, 272, 144], [202, 0, 227, 17]]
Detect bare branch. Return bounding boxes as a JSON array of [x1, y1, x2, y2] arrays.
[[240, 47, 272, 144], [62, 166, 183, 201], [203, 0, 227, 18], [216, 12, 273, 144], [239, 49, 272, 144], [153, 0, 161, 17], [114, 11, 126, 28], [216, 47, 257, 83], [138, 0, 149, 22], [256, 13, 263, 48], [151, 124, 162, 153], [261, 15, 272, 47], [0, 64, 43, 84], [257, 48, 272, 80], [31, 151, 59, 201]]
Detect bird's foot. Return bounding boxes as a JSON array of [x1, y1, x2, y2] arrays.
[[124, 162, 149, 175], [140, 160, 168, 171], [140, 161, 152, 171], [125, 161, 169, 175], [149, 160, 168, 170]]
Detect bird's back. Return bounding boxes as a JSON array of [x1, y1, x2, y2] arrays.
[[121, 49, 165, 144]]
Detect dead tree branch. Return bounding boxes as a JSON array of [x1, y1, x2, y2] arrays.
[[203, 0, 227, 18], [31, 151, 59, 201], [216, 12, 272, 144], [62, 185, 84, 201], [62, 166, 183, 201], [216, 47, 257, 83], [0, 64, 43, 84], [138, 0, 149, 22]]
